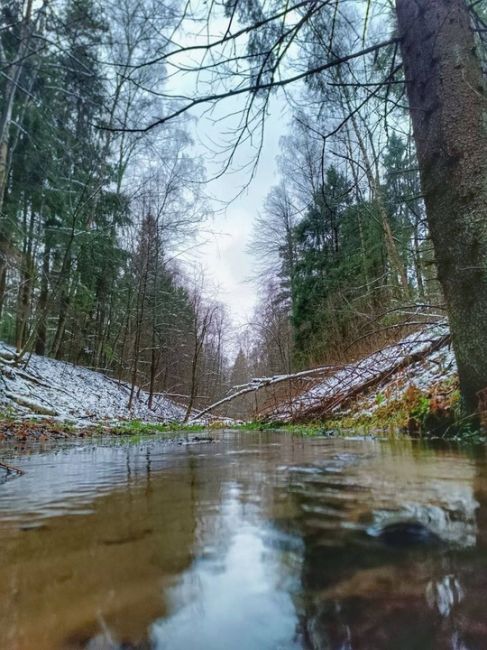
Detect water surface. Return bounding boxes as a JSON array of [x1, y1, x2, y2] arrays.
[[1, 431, 487, 649]]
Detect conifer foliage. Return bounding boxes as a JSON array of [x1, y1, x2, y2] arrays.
[[0, 0, 226, 409]]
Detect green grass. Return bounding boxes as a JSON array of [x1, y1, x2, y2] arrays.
[[222, 420, 356, 437], [1, 408, 482, 444], [102, 418, 346, 439], [106, 420, 208, 436], [105, 417, 388, 439]]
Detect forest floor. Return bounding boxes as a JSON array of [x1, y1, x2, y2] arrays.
[[256, 324, 473, 438], [0, 324, 475, 442], [0, 341, 185, 433]]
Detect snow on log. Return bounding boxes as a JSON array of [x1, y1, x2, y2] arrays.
[[267, 324, 452, 422], [193, 324, 453, 423], [4, 392, 59, 416], [189, 363, 343, 421]]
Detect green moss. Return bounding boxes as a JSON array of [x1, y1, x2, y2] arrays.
[[320, 379, 484, 441]]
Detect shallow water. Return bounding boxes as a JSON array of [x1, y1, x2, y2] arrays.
[[1, 431, 487, 649]]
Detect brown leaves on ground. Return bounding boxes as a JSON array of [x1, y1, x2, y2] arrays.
[[0, 419, 93, 441]]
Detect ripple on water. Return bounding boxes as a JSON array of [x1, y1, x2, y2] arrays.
[[0, 431, 485, 650]]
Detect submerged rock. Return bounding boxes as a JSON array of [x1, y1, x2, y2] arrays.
[[377, 522, 442, 547]]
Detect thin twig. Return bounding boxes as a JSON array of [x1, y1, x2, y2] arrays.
[[0, 461, 25, 475]]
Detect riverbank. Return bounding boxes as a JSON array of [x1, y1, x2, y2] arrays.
[[0, 341, 185, 425], [0, 417, 209, 442], [201, 324, 466, 436], [1, 324, 481, 442]]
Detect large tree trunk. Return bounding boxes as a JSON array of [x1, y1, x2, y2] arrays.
[[396, 0, 487, 414], [0, 0, 35, 315]]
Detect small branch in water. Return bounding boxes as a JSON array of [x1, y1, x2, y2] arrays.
[[0, 461, 25, 475]]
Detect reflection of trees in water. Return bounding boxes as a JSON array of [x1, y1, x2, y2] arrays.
[[278, 448, 487, 649], [4, 434, 487, 649], [297, 537, 472, 649], [78, 441, 487, 649], [0, 449, 204, 650]]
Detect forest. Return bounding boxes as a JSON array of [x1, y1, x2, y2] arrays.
[[2, 2, 487, 650], [0, 0, 486, 421], [0, 0, 230, 416]]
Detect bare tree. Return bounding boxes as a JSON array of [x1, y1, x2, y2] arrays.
[[183, 289, 220, 422], [105, 0, 487, 414]]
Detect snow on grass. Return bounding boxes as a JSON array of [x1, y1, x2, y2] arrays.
[[0, 342, 185, 424], [272, 324, 453, 419], [357, 344, 456, 417]]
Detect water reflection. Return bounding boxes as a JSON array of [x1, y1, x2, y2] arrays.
[[0, 433, 486, 649], [151, 486, 301, 650]]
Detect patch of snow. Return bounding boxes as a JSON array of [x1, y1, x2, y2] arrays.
[[355, 344, 456, 417], [0, 342, 185, 423], [270, 324, 453, 420]]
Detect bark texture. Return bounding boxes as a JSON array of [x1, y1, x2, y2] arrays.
[[396, 0, 487, 413]]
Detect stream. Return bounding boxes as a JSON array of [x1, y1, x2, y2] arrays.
[[0, 430, 486, 649]]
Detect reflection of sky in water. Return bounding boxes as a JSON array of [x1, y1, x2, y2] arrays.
[[426, 574, 464, 617], [151, 486, 302, 650], [0, 443, 188, 523], [0, 437, 480, 548]]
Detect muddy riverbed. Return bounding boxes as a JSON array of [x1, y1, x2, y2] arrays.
[[0, 430, 486, 649]]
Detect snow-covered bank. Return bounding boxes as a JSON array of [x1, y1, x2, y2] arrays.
[[227, 324, 454, 425], [0, 342, 185, 424], [0, 325, 458, 431], [270, 324, 454, 421], [190, 324, 456, 427]]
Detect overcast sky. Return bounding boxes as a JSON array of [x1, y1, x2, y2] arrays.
[[165, 13, 294, 336], [179, 95, 290, 333]]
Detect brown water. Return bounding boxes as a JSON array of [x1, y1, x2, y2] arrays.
[[0, 431, 487, 650]]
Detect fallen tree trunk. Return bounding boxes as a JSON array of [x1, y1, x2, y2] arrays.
[[271, 334, 451, 422], [194, 328, 451, 424], [4, 392, 58, 416], [189, 363, 344, 421]]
